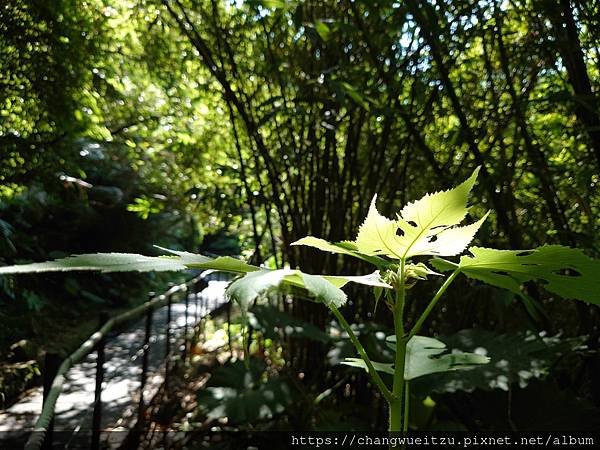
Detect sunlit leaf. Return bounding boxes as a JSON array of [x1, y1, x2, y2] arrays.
[[300, 272, 346, 307], [157, 246, 259, 273], [290, 236, 389, 267], [226, 269, 294, 313], [0, 253, 187, 274], [355, 168, 487, 259]]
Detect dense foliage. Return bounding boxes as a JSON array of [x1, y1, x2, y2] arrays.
[[1, 0, 599, 433]]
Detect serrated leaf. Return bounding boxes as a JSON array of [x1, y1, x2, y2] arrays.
[[434, 245, 600, 304], [321, 271, 392, 290], [300, 272, 346, 307], [291, 237, 359, 256], [402, 335, 489, 380], [226, 269, 294, 313], [225, 269, 354, 314], [400, 167, 480, 230], [354, 168, 487, 259], [0, 253, 187, 274]]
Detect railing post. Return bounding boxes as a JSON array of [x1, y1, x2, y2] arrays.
[[183, 292, 189, 360], [138, 293, 154, 428], [193, 288, 199, 324], [91, 313, 107, 450], [41, 352, 61, 450], [165, 284, 173, 392]]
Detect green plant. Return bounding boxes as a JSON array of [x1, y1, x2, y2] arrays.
[[1, 167, 599, 433]]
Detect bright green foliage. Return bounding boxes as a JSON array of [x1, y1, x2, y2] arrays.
[[432, 245, 600, 305], [226, 269, 297, 312], [290, 237, 389, 268], [299, 272, 347, 308], [294, 168, 489, 260], [157, 247, 260, 274], [0, 253, 187, 274], [225, 268, 391, 313], [0, 249, 390, 314]]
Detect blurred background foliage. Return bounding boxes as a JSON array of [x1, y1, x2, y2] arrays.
[[1, 0, 599, 432]]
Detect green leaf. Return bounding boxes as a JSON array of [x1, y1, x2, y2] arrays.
[[300, 272, 346, 308], [0, 253, 187, 274], [373, 286, 383, 313], [433, 245, 600, 304], [291, 237, 358, 256], [226, 269, 294, 313], [341, 358, 394, 375], [354, 168, 488, 259], [157, 246, 260, 273], [290, 236, 389, 267], [225, 268, 374, 313], [401, 335, 490, 380], [320, 272, 392, 290], [314, 20, 331, 41], [340, 81, 370, 110], [411, 329, 586, 394], [0, 248, 259, 275], [341, 335, 489, 380], [405, 262, 440, 281]]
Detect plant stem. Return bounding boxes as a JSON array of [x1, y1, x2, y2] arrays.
[[403, 380, 410, 433], [390, 259, 407, 432], [329, 305, 393, 403], [407, 269, 460, 340]]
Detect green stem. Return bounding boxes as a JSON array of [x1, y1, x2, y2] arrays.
[[390, 259, 407, 432], [329, 305, 393, 403], [407, 269, 460, 340], [403, 380, 410, 433]]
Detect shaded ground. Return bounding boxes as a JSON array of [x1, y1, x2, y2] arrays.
[[0, 278, 228, 448]]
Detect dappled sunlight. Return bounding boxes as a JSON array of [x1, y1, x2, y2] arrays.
[[0, 279, 228, 443]]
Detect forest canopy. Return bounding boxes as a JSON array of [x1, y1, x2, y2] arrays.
[[1, 0, 599, 437]]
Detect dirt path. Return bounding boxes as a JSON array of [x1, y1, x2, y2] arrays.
[[0, 279, 228, 447]]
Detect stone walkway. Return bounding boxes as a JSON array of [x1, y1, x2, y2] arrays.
[[0, 278, 228, 448]]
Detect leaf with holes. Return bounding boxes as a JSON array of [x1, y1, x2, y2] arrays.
[[293, 168, 488, 262], [355, 168, 488, 259], [431, 245, 600, 304]]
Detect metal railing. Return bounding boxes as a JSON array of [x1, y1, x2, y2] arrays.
[[24, 272, 228, 450]]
